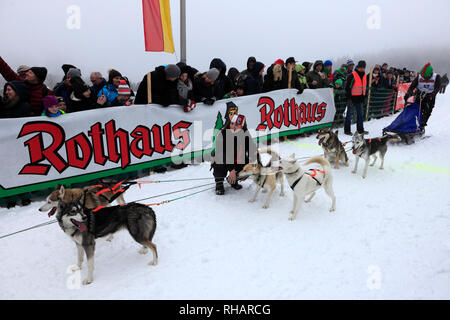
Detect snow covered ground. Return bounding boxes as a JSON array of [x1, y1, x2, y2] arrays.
[[1, 93, 449, 300]]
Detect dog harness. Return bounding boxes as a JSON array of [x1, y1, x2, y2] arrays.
[[287, 169, 325, 190]]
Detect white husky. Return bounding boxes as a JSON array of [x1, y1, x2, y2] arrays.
[[279, 155, 336, 221]]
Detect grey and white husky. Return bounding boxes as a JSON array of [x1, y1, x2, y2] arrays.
[[57, 201, 157, 285], [351, 132, 390, 178]]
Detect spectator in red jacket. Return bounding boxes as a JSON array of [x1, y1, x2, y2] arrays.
[[0, 56, 53, 116]]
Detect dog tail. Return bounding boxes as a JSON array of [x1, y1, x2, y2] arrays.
[[303, 156, 332, 175], [257, 147, 281, 167]]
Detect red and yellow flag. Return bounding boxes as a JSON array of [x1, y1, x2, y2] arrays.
[[142, 0, 175, 53]]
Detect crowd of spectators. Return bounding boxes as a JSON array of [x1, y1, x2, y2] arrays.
[[0, 55, 444, 119]]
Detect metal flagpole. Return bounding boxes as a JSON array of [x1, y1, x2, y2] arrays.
[[180, 0, 186, 63]]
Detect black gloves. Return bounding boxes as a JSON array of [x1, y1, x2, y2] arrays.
[[296, 88, 304, 95]]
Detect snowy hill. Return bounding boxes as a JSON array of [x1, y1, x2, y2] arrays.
[[1, 93, 449, 299]]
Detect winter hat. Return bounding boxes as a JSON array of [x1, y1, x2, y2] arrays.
[[285, 57, 297, 65], [29, 67, 47, 83], [61, 64, 77, 76], [16, 65, 30, 74], [108, 69, 122, 82], [420, 62, 433, 78], [295, 64, 305, 73], [346, 59, 355, 66], [206, 68, 220, 82], [165, 64, 181, 79], [324, 60, 333, 67], [273, 64, 283, 81], [334, 79, 343, 87], [42, 95, 59, 110], [118, 79, 131, 96], [274, 59, 285, 66], [356, 60, 366, 69], [67, 67, 81, 78]]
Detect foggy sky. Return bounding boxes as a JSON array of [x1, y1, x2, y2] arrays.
[[1, 0, 450, 83]]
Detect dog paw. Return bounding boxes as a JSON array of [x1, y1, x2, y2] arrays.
[[82, 278, 93, 285], [148, 259, 158, 266], [262, 204, 269, 209], [351, 170, 357, 174], [379, 167, 384, 170], [288, 216, 295, 221], [71, 265, 81, 272], [248, 199, 255, 203], [139, 247, 149, 255], [362, 175, 366, 179], [329, 207, 336, 212]]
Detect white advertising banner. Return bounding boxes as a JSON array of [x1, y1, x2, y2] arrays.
[[0, 88, 335, 197]]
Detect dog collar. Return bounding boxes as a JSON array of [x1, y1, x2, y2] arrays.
[[284, 168, 300, 175]]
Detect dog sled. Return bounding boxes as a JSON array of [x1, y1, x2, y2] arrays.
[[382, 103, 422, 145]]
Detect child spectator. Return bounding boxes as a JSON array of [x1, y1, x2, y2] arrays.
[[42, 95, 65, 117]]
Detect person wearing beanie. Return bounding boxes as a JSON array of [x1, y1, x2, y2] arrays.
[[165, 64, 181, 80], [96, 70, 124, 107], [206, 68, 220, 83], [67, 68, 81, 79], [346, 59, 355, 76], [135, 65, 183, 107], [54, 67, 83, 113], [0, 81, 33, 118], [67, 76, 98, 112], [263, 62, 283, 92], [274, 59, 285, 67], [0, 56, 53, 115], [41, 95, 65, 117], [56, 96, 67, 112], [344, 60, 368, 135], [211, 113, 257, 195], [192, 68, 220, 105], [334, 79, 343, 89], [405, 62, 441, 133], [295, 64, 309, 89], [324, 60, 334, 84], [116, 79, 133, 105], [333, 65, 348, 87]]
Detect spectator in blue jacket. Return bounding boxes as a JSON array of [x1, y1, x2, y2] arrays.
[[97, 69, 126, 107]]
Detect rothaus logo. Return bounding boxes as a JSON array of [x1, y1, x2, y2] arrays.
[[17, 120, 192, 175], [255, 96, 327, 131]]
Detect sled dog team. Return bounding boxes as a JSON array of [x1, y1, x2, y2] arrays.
[[39, 130, 389, 285]]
